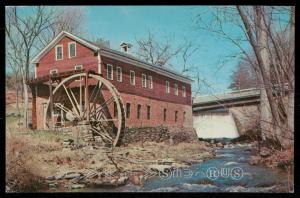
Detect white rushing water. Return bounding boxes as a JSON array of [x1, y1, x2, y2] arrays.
[[193, 112, 239, 139]]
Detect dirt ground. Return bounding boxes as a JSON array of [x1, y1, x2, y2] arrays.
[[5, 115, 215, 192]]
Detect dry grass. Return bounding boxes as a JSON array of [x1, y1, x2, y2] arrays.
[[6, 114, 213, 192], [6, 133, 47, 192], [5, 119, 71, 192]]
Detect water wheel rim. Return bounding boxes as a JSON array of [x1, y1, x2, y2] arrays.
[[43, 72, 125, 147]]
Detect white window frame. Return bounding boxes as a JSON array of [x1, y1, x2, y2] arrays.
[[74, 65, 83, 70], [142, 74, 147, 88], [148, 76, 153, 89], [166, 81, 170, 94], [130, 70, 135, 85], [107, 64, 113, 80], [174, 83, 178, 96], [68, 42, 76, 58], [182, 86, 186, 97], [116, 66, 122, 82], [49, 69, 58, 75], [55, 45, 63, 60]]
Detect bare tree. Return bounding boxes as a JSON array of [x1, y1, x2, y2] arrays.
[[6, 6, 87, 128], [135, 31, 182, 67], [237, 6, 294, 148], [6, 66, 21, 115], [229, 56, 259, 90], [180, 39, 200, 75], [195, 6, 294, 148], [37, 6, 86, 49], [94, 37, 110, 48], [6, 6, 55, 128]]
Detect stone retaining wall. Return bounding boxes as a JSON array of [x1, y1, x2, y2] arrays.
[[57, 124, 94, 143], [121, 126, 198, 146], [229, 105, 260, 135]]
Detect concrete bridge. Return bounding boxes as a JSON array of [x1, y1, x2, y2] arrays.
[[192, 88, 260, 139]]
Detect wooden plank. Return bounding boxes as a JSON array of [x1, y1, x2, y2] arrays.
[[85, 72, 90, 121], [49, 79, 54, 129]]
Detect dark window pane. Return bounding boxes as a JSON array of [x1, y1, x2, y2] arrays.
[[126, 103, 131, 118], [70, 43, 76, 57], [56, 46, 62, 60], [147, 105, 150, 120], [137, 104, 141, 119]]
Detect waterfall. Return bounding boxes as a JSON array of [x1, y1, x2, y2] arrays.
[[193, 111, 239, 139]]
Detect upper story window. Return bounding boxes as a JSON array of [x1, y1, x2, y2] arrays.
[[174, 83, 178, 96], [116, 67, 122, 82], [142, 74, 147, 88], [55, 45, 63, 60], [148, 76, 153, 89], [68, 42, 76, 58], [182, 86, 186, 97], [130, 70, 135, 85], [166, 81, 170, 94], [107, 64, 113, 80]]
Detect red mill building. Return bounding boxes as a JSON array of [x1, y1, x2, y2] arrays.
[[28, 31, 192, 140]]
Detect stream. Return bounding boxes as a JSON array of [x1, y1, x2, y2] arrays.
[[80, 142, 289, 192]]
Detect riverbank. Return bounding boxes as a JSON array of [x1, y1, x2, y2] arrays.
[[76, 142, 291, 192], [6, 115, 293, 192], [6, 125, 215, 192]]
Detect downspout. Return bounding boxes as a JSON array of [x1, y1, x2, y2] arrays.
[[97, 50, 102, 75]]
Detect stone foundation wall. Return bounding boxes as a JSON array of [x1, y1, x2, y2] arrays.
[[57, 124, 93, 143], [229, 104, 260, 135], [121, 126, 198, 146]]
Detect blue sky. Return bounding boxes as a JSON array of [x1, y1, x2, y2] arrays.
[[80, 6, 251, 94], [81, 6, 248, 95], [7, 6, 255, 95]]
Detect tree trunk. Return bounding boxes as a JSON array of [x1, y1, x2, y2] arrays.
[[16, 84, 20, 115], [255, 8, 275, 142], [21, 71, 29, 128], [255, 7, 284, 146], [237, 6, 284, 147], [286, 6, 295, 147], [260, 87, 274, 140]]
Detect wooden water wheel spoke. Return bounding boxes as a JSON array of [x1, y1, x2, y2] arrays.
[[62, 83, 81, 117], [54, 103, 78, 119], [91, 126, 113, 142], [44, 72, 125, 147], [91, 119, 119, 122], [89, 96, 114, 119], [82, 83, 104, 119], [95, 96, 114, 113], [90, 83, 104, 114], [90, 81, 101, 104], [68, 86, 80, 112]]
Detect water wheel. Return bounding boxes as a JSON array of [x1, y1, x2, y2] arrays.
[[43, 72, 125, 147]]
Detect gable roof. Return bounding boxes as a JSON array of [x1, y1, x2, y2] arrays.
[[31, 31, 193, 84], [31, 31, 100, 64]]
